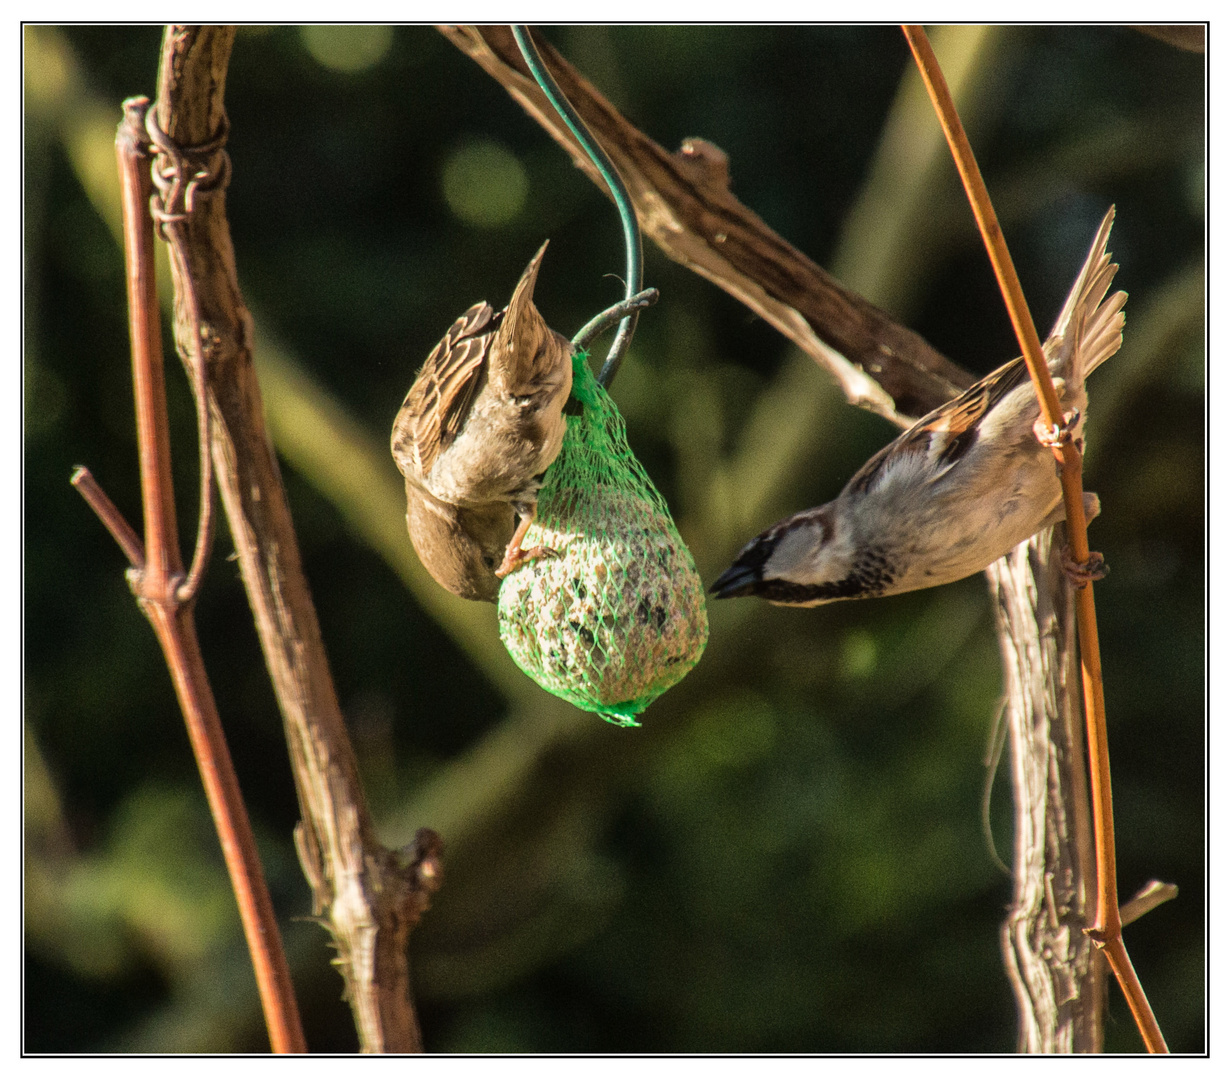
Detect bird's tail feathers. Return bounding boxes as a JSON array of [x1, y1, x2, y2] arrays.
[[491, 240, 556, 395], [1076, 279, 1127, 381], [1049, 206, 1127, 381]]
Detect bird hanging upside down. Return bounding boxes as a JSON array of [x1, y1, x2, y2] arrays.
[[711, 207, 1127, 607], [392, 241, 575, 602]]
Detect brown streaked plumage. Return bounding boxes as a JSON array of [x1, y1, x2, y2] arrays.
[[392, 242, 575, 601], [402, 482, 515, 603]]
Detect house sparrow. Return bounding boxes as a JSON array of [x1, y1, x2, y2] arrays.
[[392, 241, 575, 601], [401, 482, 515, 603], [711, 206, 1127, 606]]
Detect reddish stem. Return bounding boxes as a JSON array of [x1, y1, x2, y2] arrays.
[[901, 24, 1167, 1054], [71, 466, 146, 568], [106, 96, 306, 1054]]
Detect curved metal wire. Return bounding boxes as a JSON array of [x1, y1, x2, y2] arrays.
[[512, 25, 644, 388], [571, 287, 658, 353]]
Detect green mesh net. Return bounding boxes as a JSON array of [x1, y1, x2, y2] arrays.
[[497, 351, 709, 726]]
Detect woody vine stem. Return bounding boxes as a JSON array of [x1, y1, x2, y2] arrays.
[[901, 24, 1166, 1054]]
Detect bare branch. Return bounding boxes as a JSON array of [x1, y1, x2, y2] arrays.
[[903, 25, 1166, 1052], [73, 95, 307, 1053], [440, 25, 974, 428], [1121, 880, 1179, 928], [152, 25, 439, 1053], [71, 466, 146, 568], [989, 533, 1103, 1053]]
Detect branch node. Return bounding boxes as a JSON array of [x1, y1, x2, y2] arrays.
[[677, 137, 732, 192], [1083, 926, 1113, 948], [399, 828, 444, 928]]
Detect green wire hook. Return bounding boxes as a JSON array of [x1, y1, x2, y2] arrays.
[[512, 25, 646, 389]]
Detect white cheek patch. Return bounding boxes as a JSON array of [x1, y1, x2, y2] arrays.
[[767, 524, 839, 585]]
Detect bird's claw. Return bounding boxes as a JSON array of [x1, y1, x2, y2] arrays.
[[1034, 409, 1082, 450], [1062, 545, 1108, 588], [495, 544, 560, 578]]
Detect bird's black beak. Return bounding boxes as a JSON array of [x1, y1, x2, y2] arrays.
[[711, 534, 778, 598], [709, 562, 761, 599]]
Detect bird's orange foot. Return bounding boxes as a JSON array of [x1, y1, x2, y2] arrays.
[[1062, 545, 1108, 588], [495, 544, 559, 578]]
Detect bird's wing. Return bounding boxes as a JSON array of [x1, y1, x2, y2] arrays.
[[845, 356, 1031, 497], [392, 301, 496, 478], [843, 210, 1124, 503]]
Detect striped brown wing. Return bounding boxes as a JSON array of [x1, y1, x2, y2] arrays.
[[391, 301, 496, 479], [845, 355, 1030, 497]]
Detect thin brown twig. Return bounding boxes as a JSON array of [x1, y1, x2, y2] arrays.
[[70, 96, 307, 1053], [1121, 880, 1179, 928], [901, 23, 1167, 1054], [70, 466, 146, 568]]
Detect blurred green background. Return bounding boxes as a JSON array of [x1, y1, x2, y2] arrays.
[[24, 25, 1204, 1052]]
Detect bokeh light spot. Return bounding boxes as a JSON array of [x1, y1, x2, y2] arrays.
[[441, 139, 528, 228], [300, 25, 393, 73], [24, 26, 71, 106], [841, 629, 877, 679]]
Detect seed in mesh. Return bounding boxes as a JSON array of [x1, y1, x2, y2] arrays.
[[497, 358, 708, 725]]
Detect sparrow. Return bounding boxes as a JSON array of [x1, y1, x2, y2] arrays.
[[392, 241, 575, 602], [711, 206, 1127, 607]]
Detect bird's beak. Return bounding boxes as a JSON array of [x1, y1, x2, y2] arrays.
[[709, 562, 761, 599]]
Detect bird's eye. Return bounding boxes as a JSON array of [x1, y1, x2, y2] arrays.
[[483, 555, 496, 569]]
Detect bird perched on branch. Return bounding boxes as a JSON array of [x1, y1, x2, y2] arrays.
[[711, 206, 1127, 606], [392, 241, 575, 602]]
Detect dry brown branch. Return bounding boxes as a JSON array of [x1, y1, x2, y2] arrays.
[[1121, 880, 1180, 927], [1136, 25, 1206, 53], [71, 465, 145, 568], [440, 25, 974, 429], [151, 25, 439, 1053], [902, 24, 1166, 1053], [989, 533, 1102, 1053], [73, 99, 305, 1054]]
